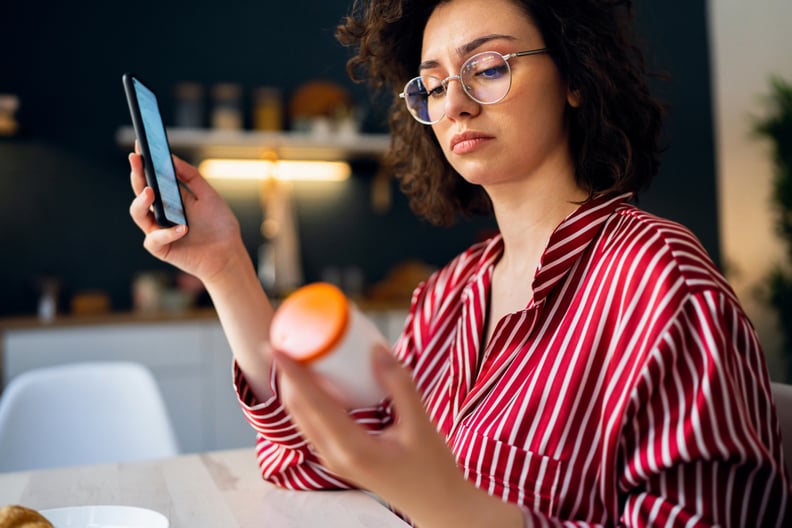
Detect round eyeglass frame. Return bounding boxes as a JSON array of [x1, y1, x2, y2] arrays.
[[399, 48, 550, 125]]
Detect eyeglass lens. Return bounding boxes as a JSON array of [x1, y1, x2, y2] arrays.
[[404, 52, 513, 124]]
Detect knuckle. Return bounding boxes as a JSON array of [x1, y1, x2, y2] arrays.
[[142, 236, 156, 253], [324, 447, 367, 476]]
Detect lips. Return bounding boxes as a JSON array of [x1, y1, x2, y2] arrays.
[[449, 131, 493, 154]]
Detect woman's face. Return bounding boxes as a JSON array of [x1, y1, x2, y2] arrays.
[[421, 0, 579, 190]]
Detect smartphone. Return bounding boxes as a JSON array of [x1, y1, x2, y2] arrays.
[[122, 72, 188, 227]]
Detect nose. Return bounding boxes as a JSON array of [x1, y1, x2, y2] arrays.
[[443, 77, 480, 122]]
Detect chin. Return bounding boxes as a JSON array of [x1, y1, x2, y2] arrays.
[[452, 160, 501, 187]]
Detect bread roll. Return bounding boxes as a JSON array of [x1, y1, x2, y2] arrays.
[[0, 505, 54, 527]]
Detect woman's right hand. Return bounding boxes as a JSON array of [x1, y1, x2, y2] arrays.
[[128, 152, 243, 284]]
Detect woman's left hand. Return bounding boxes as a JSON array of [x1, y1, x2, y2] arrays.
[[273, 346, 523, 528]]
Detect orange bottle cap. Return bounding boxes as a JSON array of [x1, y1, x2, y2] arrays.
[[269, 282, 350, 363]]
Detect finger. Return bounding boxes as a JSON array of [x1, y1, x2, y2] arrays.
[[129, 153, 147, 195], [173, 155, 205, 185], [134, 139, 141, 154], [274, 350, 371, 461], [371, 347, 429, 436], [275, 349, 359, 431], [171, 156, 209, 200], [142, 225, 188, 256], [129, 187, 158, 232]]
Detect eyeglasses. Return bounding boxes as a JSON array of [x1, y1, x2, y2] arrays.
[[399, 48, 549, 125]]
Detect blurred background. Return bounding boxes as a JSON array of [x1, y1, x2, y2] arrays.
[[0, 0, 790, 379]]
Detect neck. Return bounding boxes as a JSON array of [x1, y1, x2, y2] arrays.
[[488, 171, 587, 275]]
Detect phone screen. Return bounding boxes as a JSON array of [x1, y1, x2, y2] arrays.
[[124, 74, 187, 226]]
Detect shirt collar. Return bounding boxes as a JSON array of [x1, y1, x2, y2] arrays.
[[475, 192, 632, 306]]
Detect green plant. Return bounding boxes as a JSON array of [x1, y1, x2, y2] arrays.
[[753, 75, 792, 382]]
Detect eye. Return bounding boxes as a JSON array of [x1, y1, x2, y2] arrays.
[[475, 64, 508, 80], [422, 76, 445, 98], [464, 54, 509, 82], [427, 85, 446, 98]]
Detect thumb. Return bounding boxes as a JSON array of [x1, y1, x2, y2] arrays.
[[371, 346, 427, 431]]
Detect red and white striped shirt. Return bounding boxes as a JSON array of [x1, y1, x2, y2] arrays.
[[235, 193, 791, 526]]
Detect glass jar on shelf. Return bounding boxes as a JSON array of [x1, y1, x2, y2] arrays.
[[211, 83, 243, 131], [253, 87, 283, 131], [173, 82, 204, 128]]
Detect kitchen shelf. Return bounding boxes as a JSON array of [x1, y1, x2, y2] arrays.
[[115, 126, 390, 161]]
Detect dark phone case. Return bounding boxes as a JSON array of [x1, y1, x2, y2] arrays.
[[122, 72, 187, 228]]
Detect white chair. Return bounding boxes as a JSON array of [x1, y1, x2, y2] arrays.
[[771, 381, 792, 479], [0, 361, 179, 472]]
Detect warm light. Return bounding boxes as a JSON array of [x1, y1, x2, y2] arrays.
[[199, 159, 351, 181], [273, 160, 350, 181]]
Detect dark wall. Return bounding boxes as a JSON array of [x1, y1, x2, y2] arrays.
[[0, 0, 718, 316]]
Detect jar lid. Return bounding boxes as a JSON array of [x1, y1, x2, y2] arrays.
[[269, 282, 349, 363]]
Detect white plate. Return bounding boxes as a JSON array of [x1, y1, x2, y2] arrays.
[[40, 505, 169, 528]]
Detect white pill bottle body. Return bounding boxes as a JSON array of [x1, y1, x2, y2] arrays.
[[269, 282, 388, 408]]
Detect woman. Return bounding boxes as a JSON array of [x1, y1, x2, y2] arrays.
[[129, 0, 791, 525]]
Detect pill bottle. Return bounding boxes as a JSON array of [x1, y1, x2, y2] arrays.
[[269, 282, 388, 408]]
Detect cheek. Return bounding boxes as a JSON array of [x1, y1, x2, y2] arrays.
[[507, 82, 569, 135], [513, 65, 570, 113], [431, 124, 453, 156]]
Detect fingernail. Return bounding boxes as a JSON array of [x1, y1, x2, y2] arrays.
[[175, 225, 187, 234]]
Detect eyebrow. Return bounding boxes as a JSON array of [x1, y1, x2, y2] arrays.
[[419, 34, 517, 71]]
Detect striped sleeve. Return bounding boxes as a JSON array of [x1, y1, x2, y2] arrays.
[[232, 361, 393, 489]]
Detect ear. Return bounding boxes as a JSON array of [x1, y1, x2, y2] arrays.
[[567, 87, 582, 108]]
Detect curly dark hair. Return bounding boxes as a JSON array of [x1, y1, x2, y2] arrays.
[[336, 0, 665, 226]]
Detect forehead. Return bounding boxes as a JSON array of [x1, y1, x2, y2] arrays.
[[421, 0, 537, 59]]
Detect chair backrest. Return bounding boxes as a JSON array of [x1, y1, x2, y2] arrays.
[[771, 382, 792, 479], [0, 361, 179, 472]]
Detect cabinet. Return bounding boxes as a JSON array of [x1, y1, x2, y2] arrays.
[[1, 309, 407, 454]]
